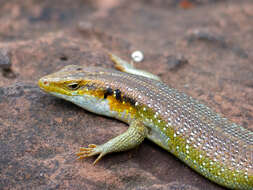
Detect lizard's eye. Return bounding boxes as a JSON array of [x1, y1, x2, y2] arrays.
[[67, 83, 80, 90]]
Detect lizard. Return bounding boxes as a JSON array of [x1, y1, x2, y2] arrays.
[[38, 53, 253, 190]]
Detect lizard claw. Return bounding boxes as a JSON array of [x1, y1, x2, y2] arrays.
[[76, 144, 105, 165]]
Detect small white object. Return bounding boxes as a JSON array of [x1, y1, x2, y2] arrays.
[[131, 50, 144, 62]]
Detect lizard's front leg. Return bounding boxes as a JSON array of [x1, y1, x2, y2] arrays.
[[76, 120, 149, 164]]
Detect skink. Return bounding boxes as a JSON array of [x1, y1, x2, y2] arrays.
[[38, 54, 253, 190]]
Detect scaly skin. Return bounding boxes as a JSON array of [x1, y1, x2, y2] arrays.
[[38, 63, 253, 190]]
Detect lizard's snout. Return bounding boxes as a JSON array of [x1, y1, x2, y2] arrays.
[[38, 77, 50, 90]]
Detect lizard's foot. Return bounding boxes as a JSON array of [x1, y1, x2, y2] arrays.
[[76, 144, 105, 165], [109, 53, 161, 81], [76, 120, 148, 165]]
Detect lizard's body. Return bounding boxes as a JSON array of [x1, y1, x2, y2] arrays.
[[38, 54, 253, 190]]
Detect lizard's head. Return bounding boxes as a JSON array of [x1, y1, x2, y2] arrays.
[[39, 65, 86, 96], [38, 65, 137, 120], [38, 65, 114, 115], [38, 65, 105, 97]]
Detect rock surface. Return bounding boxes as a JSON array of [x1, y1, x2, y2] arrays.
[[0, 0, 253, 189]]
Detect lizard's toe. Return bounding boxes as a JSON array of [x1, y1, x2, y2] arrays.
[[76, 144, 104, 164]]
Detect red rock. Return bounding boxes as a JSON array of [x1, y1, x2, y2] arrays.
[[0, 1, 253, 190]]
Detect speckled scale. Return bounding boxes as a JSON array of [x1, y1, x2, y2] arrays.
[[85, 68, 253, 142]]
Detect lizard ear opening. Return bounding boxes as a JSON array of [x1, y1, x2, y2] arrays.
[[67, 82, 80, 90]]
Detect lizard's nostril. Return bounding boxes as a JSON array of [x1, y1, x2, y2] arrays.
[[38, 78, 49, 88]]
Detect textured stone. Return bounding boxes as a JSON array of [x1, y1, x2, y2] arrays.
[[0, 0, 253, 190]]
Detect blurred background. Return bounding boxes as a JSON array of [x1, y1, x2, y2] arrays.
[[0, 0, 252, 189]]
